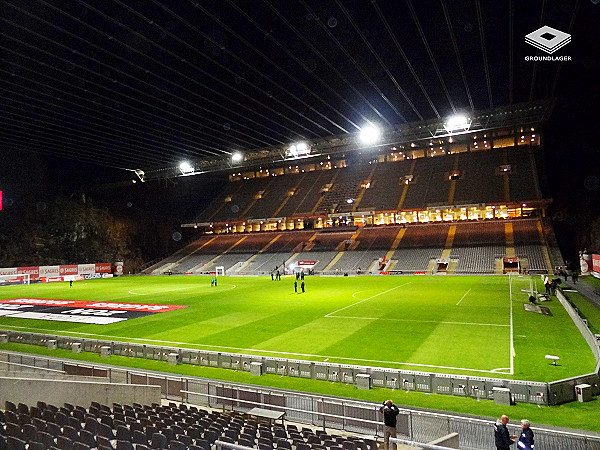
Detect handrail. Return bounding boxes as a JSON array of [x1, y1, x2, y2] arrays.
[[0, 359, 66, 374], [2, 350, 600, 441], [389, 437, 454, 450], [180, 390, 381, 427]]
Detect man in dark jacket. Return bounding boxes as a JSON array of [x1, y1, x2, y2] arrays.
[[494, 415, 516, 450], [517, 420, 534, 450], [380, 400, 399, 450]]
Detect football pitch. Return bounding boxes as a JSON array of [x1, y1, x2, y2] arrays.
[[0, 274, 596, 382]]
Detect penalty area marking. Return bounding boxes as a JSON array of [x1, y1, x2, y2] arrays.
[[325, 283, 412, 317], [0, 323, 505, 374], [455, 288, 472, 306]]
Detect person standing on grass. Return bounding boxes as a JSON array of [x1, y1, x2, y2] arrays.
[[494, 415, 516, 450], [276, 269, 280, 281], [380, 400, 399, 450], [271, 272, 274, 281], [300, 269, 305, 281], [301, 280, 305, 293], [517, 420, 534, 450], [294, 280, 297, 293]]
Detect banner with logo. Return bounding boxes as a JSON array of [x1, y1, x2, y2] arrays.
[[0, 298, 187, 325], [593, 254, 600, 274], [0, 267, 17, 276]]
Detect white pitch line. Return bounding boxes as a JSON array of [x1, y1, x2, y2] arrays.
[[325, 283, 411, 317], [326, 316, 509, 327], [455, 288, 471, 306], [509, 281, 515, 375], [0, 323, 502, 374]]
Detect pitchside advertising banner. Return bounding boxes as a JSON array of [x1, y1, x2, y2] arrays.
[[593, 254, 600, 274], [0, 262, 115, 281], [0, 298, 188, 325]]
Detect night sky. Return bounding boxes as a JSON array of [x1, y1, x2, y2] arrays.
[[1, 0, 599, 255]]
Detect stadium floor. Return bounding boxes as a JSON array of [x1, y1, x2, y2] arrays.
[[0, 274, 596, 382]]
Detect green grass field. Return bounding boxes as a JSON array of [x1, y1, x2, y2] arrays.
[[0, 274, 597, 382]]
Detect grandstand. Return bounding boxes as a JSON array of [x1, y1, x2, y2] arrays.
[[149, 120, 562, 276]]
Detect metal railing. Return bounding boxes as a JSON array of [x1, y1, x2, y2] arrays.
[[2, 350, 600, 450]]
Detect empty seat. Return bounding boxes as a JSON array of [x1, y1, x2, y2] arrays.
[[117, 441, 134, 450], [61, 426, 79, 443], [133, 431, 148, 446], [5, 423, 23, 439], [23, 424, 38, 443], [6, 437, 26, 450], [73, 442, 90, 450], [57, 436, 74, 450], [150, 433, 168, 450], [36, 431, 55, 448]]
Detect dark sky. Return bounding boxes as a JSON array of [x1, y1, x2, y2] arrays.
[[0, 0, 598, 216]]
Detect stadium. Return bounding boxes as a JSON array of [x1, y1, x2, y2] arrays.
[[1, 1, 600, 449]]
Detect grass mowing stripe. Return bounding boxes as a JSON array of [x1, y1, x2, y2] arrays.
[[0, 275, 596, 381]]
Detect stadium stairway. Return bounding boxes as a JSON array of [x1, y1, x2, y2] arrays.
[[236, 234, 282, 273], [382, 228, 406, 270], [536, 221, 554, 273], [168, 237, 218, 274], [396, 160, 416, 210], [322, 229, 361, 271], [191, 236, 248, 273]]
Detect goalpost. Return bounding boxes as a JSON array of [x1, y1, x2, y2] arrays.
[[0, 273, 30, 287], [215, 266, 225, 277]]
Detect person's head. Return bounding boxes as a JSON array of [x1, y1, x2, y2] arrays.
[[521, 419, 530, 429], [501, 415, 509, 425], [385, 400, 393, 407]]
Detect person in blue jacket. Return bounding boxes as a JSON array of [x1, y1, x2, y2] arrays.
[[517, 420, 534, 450]]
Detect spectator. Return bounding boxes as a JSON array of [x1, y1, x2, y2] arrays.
[[380, 400, 399, 450], [494, 415, 516, 450], [517, 420, 534, 450]]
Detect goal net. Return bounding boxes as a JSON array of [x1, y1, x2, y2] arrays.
[[508, 273, 536, 302], [0, 273, 30, 287]]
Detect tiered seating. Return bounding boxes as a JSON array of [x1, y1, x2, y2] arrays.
[[278, 170, 339, 217], [507, 148, 540, 201], [402, 156, 455, 209], [200, 234, 278, 274], [0, 400, 377, 450], [175, 235, 243, 273], [391, 225, 449, 272], [244, 175, 300, 219], [359, 162, 406, 211], [210, 177, 273, 223], [453, 151, 504, 204], [317, 163, 372, 214], [244, 231, 315, 274], [330, 227, 400, 272], [513, 220, 547, 271], [451, 222, 506, 273]]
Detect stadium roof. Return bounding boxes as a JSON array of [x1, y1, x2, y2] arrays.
[[0, 0, 593, 176]]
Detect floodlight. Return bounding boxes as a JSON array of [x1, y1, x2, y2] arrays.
[[179, 161, 194, 174], [346, 198, 354, 204], [444, 115, 471, 132], [286, 142, 311, 159], [231, 152, 243, 162], [359, 124, 381, 144]]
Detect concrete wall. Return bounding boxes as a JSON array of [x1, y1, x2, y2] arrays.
[[0, 376, 160, 408]]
